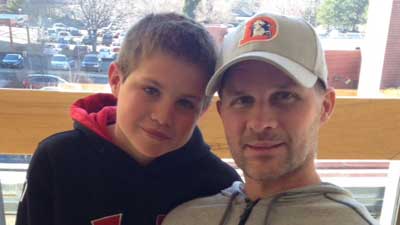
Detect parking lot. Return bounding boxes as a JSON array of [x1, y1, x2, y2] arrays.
[[0, 24, 120, 90]]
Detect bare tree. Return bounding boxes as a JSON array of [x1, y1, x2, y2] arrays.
[[195, 0, 233, 24], [262, 0, 307, 17], [122, 0, 183, 25], [70, 0, 127, 52]]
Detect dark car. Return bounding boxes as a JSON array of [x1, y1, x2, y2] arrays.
[[82, 35, 96, 45], [22, 74, 68, 89], [81, 54, 102, 72], [57, 38, 70, 50], [1, 54, 24, 69], [102, 33, 113, 46], [73, 45, 90, 59]]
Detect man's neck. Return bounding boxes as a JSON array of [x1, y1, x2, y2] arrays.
[[243, 164, 321, 200]]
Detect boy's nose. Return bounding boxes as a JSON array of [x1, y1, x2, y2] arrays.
[[150, 103, 174, 126]]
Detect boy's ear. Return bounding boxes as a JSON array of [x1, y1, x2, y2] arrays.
[[108, 63, 122, 97], [320, 87, 336, 125]]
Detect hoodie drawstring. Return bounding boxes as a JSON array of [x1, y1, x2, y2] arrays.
[[263, 193, 286, 225], [218, 191, 287, 225], [218, 191, 240, 225]]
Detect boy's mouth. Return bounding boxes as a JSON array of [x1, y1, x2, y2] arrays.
[[141, 127, 171, 141]]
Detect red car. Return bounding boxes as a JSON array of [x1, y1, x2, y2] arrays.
[[22, 74, 68, 89]]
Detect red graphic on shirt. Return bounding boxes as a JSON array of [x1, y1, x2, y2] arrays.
[[156, 214, 166, 225], [239, 16, 278, 46], [91, 214, 122, 225]]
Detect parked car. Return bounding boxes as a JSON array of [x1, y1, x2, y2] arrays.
[[52, 23, 67, 30], [57, 38, 70, 50], [22, 74, 68, 89], [43, 44, 60, 56], [50, 54, 74, 70], [82, 35, 96, 45], [97, 48, 115, 60], [57, 31, 72, 42], [46, 28, 58, 42], [73, 45, 90, 59], [81, 54, 102, 72], [102, 32, 113, 46], [1, 53, 24, 69], [68, 27, 82, 36]]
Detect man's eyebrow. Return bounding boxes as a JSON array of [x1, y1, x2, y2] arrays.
[[276, 80, 298, 89], [223, 88, 248, 97]]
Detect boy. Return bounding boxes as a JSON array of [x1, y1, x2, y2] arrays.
[[16, 13, 240, 225]]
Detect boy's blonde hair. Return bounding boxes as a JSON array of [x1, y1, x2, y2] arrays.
[[117, 13, 216, 80], [116, 13, 217, 108]]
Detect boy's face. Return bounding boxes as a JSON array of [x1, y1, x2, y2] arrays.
[[109, 52, 208, 165]]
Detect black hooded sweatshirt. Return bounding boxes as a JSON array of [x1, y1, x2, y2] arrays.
[[16, 93, 241, 225]]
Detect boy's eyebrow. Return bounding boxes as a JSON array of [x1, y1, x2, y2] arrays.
[[142, 78, 162, 87], [142, 78, 202, 101], [181, 95, 202, 101]]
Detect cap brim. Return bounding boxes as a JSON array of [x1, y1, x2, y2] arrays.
[[205, 51, 318, 96]]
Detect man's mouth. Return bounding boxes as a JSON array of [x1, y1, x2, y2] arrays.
[[245, 142, 285, 151]]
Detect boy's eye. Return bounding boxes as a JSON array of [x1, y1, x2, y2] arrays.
[[177, 99, 195, 110], [143, 87, 160, 96], [230, 96, 254, 108], [272, 91, 299, 104]]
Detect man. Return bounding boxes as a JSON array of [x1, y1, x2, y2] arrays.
[[162, 12, 378, 225]]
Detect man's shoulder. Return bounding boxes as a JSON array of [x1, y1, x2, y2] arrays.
[[320, 192, 379, 225], [162, 192, 229, 225]]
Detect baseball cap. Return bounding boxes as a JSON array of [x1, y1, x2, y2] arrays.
[[205, 12, 328, 96]]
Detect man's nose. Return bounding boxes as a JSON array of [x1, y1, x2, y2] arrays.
[[247, 104, 278, 133]]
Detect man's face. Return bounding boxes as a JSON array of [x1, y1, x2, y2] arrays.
[[217, 60, 334, 182]]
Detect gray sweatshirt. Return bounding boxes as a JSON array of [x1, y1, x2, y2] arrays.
[[162, 181, 378, 225]]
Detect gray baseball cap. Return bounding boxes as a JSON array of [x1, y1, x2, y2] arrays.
[[205, 12, 328, 96]]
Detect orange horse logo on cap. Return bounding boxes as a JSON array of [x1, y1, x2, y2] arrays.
[[240, 16, 278, 46]]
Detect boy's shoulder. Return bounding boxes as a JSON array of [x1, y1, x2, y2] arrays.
[[34, 128, 97, 162], [38, 129, 87, 150]]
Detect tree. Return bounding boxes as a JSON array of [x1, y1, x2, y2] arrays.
[[303, 0, 321, 26], [123, 0, 183, 23], [183, 0, 201, 19], [70, 0, 127, 52], [262, 0, 307, 17], [317, 0, 369, 32], [1, 0, 25, 13], [195, 0, 233, 24]]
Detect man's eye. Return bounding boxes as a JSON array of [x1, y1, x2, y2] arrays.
[[177, 99, 195, 110], [231, 96, 254, 107], [143, 87, 159, 96], [272, 92, 299, 103]]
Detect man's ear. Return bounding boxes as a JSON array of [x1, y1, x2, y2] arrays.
[[108, 63, 122, 97], [320, 87, 336, 125], [216, 99, 222, 116]]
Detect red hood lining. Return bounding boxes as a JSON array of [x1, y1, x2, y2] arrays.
[[70, 93, 117, 142]]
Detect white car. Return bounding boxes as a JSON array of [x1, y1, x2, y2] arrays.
[[50, 54, 74, 70], [97, 48, 115, 60]]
